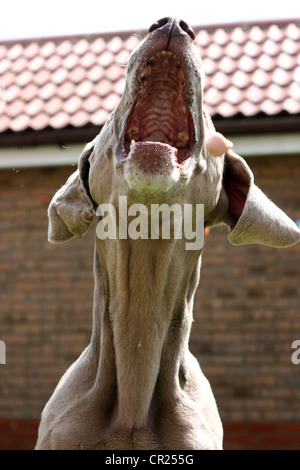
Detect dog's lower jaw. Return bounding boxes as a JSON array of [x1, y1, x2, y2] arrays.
[[36, 237, 223, 450]]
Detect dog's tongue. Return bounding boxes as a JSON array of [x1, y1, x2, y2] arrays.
[[129, 141, 178, 162]]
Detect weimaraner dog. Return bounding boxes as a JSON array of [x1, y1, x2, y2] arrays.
[[36, 17, 300, 450]]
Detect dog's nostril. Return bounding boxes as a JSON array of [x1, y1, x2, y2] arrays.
[[148, 17, 170, 33], [149, 17, 196, 41], [179, 20, 195, 40]]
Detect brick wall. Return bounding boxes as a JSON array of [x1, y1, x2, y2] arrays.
[[0, 154, 299, 449]]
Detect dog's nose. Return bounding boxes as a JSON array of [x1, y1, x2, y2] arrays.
[[149, 17, 195, 41]]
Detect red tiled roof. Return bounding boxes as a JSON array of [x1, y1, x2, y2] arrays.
[[0, 19, 299, 136]]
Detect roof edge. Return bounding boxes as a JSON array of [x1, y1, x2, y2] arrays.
[[0, 17, 299, 46]]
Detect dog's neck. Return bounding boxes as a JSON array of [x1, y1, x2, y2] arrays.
[[92, 235, 201, 428]]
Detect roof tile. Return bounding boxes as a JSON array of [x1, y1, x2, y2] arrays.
[[257, 53, 276, 72], [268, 24, 285, 42], [263, 39, 281, 57], [245, 84, 265, 104], [248, 26, 266, 44], [123, 35, 140, 51], [84, 94, 102, 113], [69, 111, 90, 127], [206, 43, 224, 60], [39, 82, 57, 100], [114, 77, 126, 95], [232, 70, 253, 89], [81, 52, 96, 69], [50, 111, 69, 129], [285, 95, 300, 113], [7, 43, 23, 60], [73, 39, 90, 56], [90, 37, 106, 55], [64, 95, 83, 115], [252, 69, 270, 88], [26, 97, 44, 117], [0, 19, 299, 134], [102, 93, 120, 111], [217, 101, 238, 117], [7, 98, 24, 118], [204, 87, 223, 106], [203, 57, 219, 76], [107, 36, 124, 53], [230, 27, 247, 45], [77, 79, 93, 98], [238, 55, 257, 73], [225, 41, 243, 59], [196, 29, 211, 47], [244, 40, 262, 58], [90, 108, 109, 125], [28, 56, 45, 72], [95, 78, 113, 97], [0, 58, 10, 74], [44, 96, 63, 116], [286, 23, 300, 40], [224, 86, 244, 105], [56, 40, 73, 57], [3, 71, 16, 87], [52, 67, 69, 85], [69, 66, 88, 84], [211, 71, 231, 90], [46, 54, 62, 71], [87, 64, 104, 83], [31, 112, 51, 130], [282, 37, 299, 55], [261, 98, 283, 115], [5, 84, 20, 103], [213, 28, 229, 46], [239, 100, 261, 116], [16, 70, 33, 88], [11, 57, 28, 74], [64, 53, 80, 70], [267, 83, 288, 103], [273, 67, 292, 86], [40, 41, 56, 58], [58, 81, 76, 99], [0, 44, 7, 60], [10, 113, 30, 131], [23, 42, 40, 59], [98, 50, 114, 67], [34, 69, 51, 86]]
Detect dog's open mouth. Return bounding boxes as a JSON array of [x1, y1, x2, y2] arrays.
[[117, 51, 196, 166]]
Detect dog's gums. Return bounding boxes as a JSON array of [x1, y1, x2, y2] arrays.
[[117, 51, 195, 166]]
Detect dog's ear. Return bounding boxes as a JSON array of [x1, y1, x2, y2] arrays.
[[219, 150, 300, 248], [48, 141, 95, 244]]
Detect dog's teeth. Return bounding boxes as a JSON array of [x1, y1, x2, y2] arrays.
[[131, 139, 136, 146], [140, 65, 151, 79], [127, 126, 139, 139], [178, 130, 189, 146], [182, 105, 188, 115]]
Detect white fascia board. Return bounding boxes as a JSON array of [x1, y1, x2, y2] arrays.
[[0, 133, 299, 169], [0, 144, 84, 169], [228, 133, 300, 157]]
